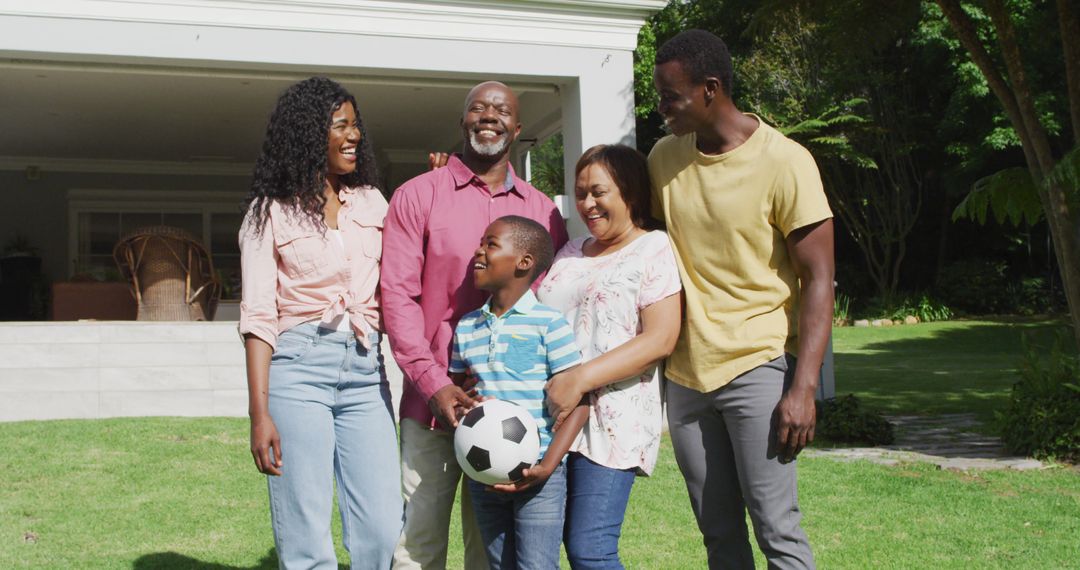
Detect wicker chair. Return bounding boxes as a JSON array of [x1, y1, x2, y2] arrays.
[[113, 225, 221, 321]]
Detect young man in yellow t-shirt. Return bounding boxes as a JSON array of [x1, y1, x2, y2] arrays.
[[648, 30, 835, 570]]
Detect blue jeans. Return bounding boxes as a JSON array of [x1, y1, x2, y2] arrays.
[[468, 463, 567, 570], [267, 323, 403, 570], [564, 453, 636, 569]]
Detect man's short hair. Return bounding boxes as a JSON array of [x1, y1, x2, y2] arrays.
[[656, 29, 734, 97], [497, 215, 554, 279]]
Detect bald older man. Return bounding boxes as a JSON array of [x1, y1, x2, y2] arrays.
[[382, 81, 568, 569]]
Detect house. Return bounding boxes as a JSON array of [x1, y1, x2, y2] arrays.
[[0, 0, 666, 421]]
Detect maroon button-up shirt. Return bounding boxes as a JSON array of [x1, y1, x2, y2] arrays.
[[381, 154, 568, 429]]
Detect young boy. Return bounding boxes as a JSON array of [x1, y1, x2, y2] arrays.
[[448, 215, 589, 570]]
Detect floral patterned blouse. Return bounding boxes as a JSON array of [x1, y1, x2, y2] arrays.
[[537, 230, 682, 475]]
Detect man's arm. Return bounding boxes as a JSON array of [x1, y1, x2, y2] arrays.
[[382, 184, 475, 428], [776, 218, 834, 462]]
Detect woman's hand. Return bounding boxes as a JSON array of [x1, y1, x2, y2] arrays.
[[545, 368, 586, 431], [489, 461, 554, 494], [250, 414, 283, 476]]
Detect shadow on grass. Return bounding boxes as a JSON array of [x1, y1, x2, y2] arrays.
[[832, 318, 1069, 425], [131, 549, 350, 570]]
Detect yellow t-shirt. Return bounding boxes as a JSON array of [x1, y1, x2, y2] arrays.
[[648, 117, 832, 393]]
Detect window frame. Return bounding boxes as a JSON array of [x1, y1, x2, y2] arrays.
[[66, 189, 245, 280]]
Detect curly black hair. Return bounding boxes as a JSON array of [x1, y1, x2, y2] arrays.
[[656, 29, 734, 97], [495, 215, 554, 280], [244, 77, 379, 234]]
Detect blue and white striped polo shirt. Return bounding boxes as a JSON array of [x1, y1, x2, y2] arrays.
[[449, 289, 582, 456]]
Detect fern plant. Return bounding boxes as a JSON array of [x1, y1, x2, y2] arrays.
[[954, 146, 1080, 227]]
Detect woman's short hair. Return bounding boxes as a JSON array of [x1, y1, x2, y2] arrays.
[[575, 144, 658, 231]]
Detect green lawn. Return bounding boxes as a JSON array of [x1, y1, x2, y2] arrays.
[[2, 319, 1078, 568], [832, 318, 1068, 426], [1, 418, 1077, 569]]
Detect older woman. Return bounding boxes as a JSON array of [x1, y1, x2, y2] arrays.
[[537, 144, 683, 569], [239, 77, 401, 569]]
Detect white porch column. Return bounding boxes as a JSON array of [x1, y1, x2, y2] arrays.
[[560, 50, 637, 238]]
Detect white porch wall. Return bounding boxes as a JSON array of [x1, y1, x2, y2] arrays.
[[0, 321, 405, 422]]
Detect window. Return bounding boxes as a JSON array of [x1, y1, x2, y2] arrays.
[[68, 190, 245, 299]]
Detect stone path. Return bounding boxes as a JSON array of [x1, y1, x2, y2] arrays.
[[805, 413, 1047, 471]]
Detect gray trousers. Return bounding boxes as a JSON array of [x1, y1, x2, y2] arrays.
[[666, 355, 815, 570]]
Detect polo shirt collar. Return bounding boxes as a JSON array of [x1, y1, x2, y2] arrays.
[[480, 289, 540, 320], [447, 153, 523, 198]]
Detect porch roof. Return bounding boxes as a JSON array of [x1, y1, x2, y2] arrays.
[[0, 0, 666, 187]]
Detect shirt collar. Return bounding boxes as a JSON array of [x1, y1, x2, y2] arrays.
[[447, 153, 523, 198], [480, 289, 539, 320], [336, 184, 362, 204]]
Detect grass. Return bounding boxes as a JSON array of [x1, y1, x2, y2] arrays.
[[1, 418, 1077, 569], [2, 319, 1078, 568], [831, 317, 1068, 428]]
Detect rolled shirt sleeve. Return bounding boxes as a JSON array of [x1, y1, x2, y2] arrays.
[[237, 211, 280, 350], [771, 145, 832, 237]]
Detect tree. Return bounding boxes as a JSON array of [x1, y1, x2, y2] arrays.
[[935, 0, 1080, 350], [633, 0, 1077, 326], [638, 3, 929, 301], [821, 95, 925, 302], [527, 133, 565, 200], [733, 11, 922, 301]]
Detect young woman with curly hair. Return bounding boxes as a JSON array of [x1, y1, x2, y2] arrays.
[[239, 76, 401, 569]]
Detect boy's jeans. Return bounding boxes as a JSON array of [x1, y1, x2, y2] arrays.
[[267, 323, 403, 569], [468, 463, 567, 570]]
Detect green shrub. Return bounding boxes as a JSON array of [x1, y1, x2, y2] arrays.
[[888, 294, 953, 322], [857, 293, 952, 323], [1005, 277, 1062, 315], [935, 258, 1010, 314], [816, 394, 895, 446], [834, 292, 852, 325], [996, 334, 1080, 462]]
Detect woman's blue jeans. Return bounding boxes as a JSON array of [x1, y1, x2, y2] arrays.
[[266, 323, 402, 569], [468, 463, 567, 570], [564, 452, 637, 569]]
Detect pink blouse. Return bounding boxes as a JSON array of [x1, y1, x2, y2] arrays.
[[537, 231, 682, 475], [238, 185, 387, 350]]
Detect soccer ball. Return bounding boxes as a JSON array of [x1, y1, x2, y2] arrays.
[[454, 399, 541, 485]]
